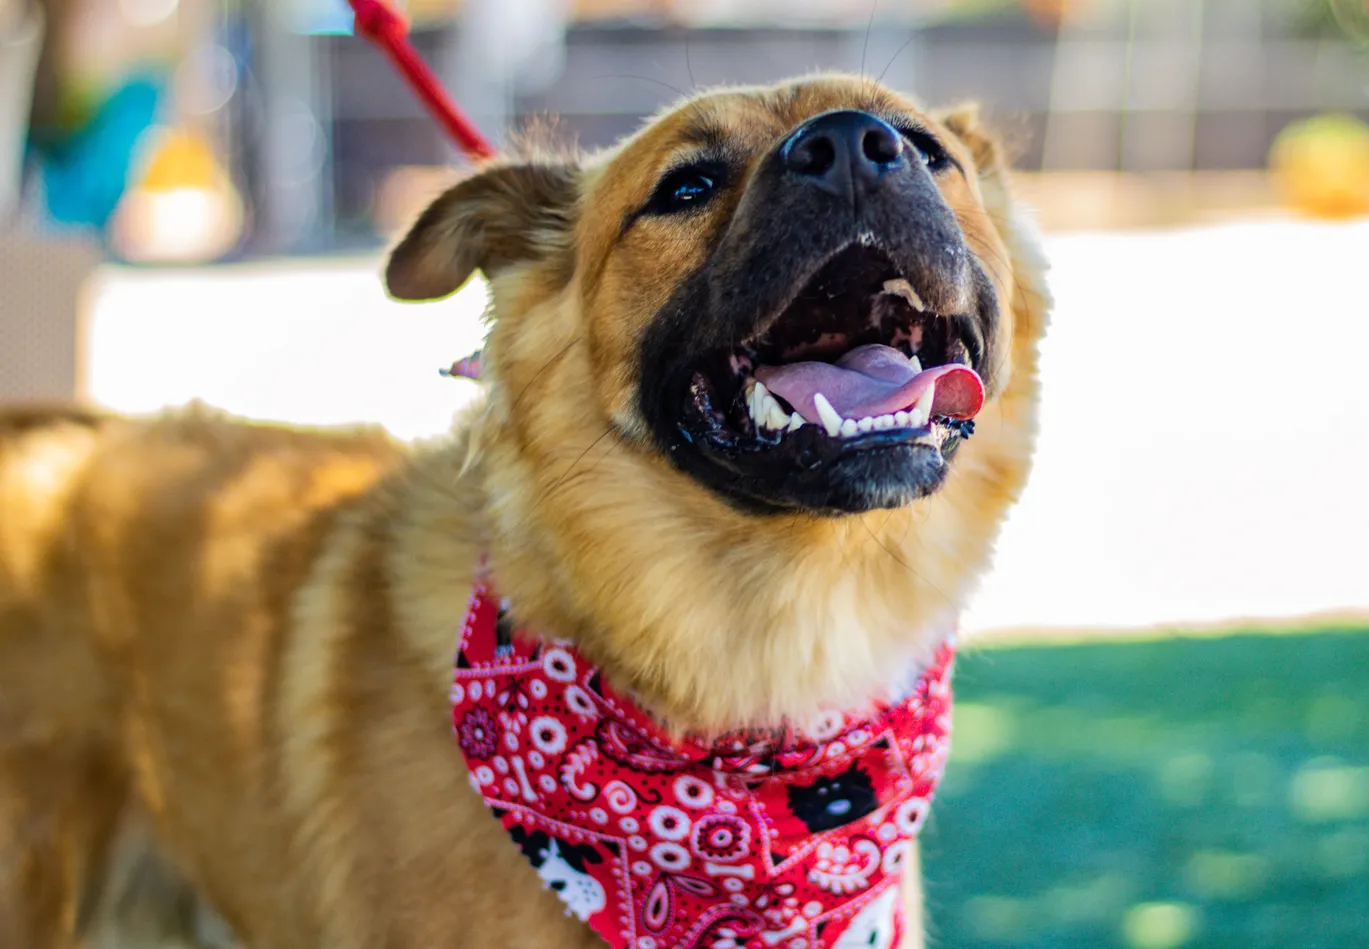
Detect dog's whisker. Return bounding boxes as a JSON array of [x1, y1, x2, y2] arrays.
[[860, 0, 879, 81], [509, 337, 581, 415], [856, 516, 956, 614]]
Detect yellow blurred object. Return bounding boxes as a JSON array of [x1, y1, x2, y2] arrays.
[[137, 126, 220, 192], [1269, 114, 1369, 221], [112, 125, 245, 262]]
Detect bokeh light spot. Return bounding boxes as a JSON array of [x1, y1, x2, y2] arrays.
[[1122, 902, 1200, 949]]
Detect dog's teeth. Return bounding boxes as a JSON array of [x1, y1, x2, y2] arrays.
[[787, 413, 806, 432], [764, 399, 790, 431], [813, 393, 844, 437], [912, 383, 936, 428], [909, 355, 922, 374], [750, 381, 770, 425], [894, 411, 911, 427], [857, 417, 874, 433], [840, 419, 859, 438], [750, 382, 780, 429], [874, 415, 895, 430]]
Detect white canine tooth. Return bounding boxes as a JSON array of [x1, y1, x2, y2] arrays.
[[908, 355, 923, 374], [875, 415, 895, 430], [913, 383, 936, 428], [787, 413, 806, 432], [840, 419, 859, 438], [750, 381, 769, 424], [857, 417, 874, 433], [764, 399, 790, 431], [894, 411, 911, 427], [812, 393, 845, 437]]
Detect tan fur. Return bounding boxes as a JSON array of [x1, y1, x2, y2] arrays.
[[0, 76, 1049, 949]]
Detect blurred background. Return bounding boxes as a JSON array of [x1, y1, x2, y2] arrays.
[[1, 1, 1367, 947]]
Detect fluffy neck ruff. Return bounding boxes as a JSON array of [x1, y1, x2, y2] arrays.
[[464, 209, 1044, 735]]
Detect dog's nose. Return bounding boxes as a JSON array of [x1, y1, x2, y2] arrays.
[[782, 111, 905, 199]]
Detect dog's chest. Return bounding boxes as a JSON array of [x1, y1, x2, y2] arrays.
[[451, 579, 954, 949]]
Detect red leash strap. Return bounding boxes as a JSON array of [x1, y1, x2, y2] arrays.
[[346, 0, 498, 161]]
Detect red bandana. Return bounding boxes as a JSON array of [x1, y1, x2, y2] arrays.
[[450, 577, 955, 949]]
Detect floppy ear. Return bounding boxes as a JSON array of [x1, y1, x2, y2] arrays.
[[933, 103, 1008, 180], [385, 159, 580, 301]]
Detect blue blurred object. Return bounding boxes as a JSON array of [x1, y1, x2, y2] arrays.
[[33, 76, 162, 230]]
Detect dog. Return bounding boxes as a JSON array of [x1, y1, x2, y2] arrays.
[[0, 74, 1050, 949]]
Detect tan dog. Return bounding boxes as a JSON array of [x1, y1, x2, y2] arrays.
[[0, 75, 1050, 949]]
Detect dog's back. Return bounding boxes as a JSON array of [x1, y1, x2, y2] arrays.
[[0, 405, 406, 948], [0, 405, 112, 807]]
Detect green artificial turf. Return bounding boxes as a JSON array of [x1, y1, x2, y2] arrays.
[[919, 627, 1369, 949]]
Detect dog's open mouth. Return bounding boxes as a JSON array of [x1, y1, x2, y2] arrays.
[[680, 244, 986, 459]]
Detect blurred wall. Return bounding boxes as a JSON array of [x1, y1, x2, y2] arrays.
[[231, 0, 1369, 251]]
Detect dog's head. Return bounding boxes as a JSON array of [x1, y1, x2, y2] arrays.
[[388, 75, 1049, 727], [390, 76, 1024, 515]]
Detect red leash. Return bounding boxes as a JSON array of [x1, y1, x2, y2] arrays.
[[346, 0, 497, 161]]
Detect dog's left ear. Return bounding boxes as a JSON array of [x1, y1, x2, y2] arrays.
[[934, 103, 1008, 180], [386, 158, 580, 302]]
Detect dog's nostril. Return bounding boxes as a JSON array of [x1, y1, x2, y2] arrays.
[[862, 128, 902, 167], [789, 136, 837, 177]]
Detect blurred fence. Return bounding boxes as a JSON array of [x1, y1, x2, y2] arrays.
[[218, 0, 1369, 251]]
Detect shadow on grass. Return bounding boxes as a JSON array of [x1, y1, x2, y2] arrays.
[[921, 627, 1369, 949]]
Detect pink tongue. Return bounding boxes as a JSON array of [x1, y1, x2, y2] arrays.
[[754, 344, 985, 425]]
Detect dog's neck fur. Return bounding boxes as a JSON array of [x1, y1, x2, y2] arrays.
[[388, 180, 1050, 738]]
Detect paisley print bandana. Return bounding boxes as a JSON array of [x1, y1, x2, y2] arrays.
[[450, 576, 955, 949]]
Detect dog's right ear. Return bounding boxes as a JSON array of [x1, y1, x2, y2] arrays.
[[385, 159, 580, 302]]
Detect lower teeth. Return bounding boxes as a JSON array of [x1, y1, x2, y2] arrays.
[[748, 384, 937, 439]]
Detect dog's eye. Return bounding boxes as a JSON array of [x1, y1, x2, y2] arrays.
[[898, 128, 952, 173], [647, 164, 724, 215]]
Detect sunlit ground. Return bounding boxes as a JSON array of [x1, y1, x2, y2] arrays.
[[924, 626, 1369, 949], [85, 216, 1369, 636]]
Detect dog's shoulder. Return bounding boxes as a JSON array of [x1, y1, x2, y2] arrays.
[[0, 402, 414, 612]]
